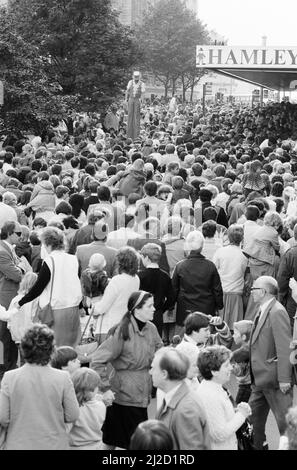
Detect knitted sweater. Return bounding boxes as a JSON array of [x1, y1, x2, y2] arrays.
[[195, 380, 245, 450]]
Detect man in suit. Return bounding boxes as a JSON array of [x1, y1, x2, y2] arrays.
[[150, 347, 210, 450], [76, 219, 118, 278], [249, 276, 293, 450], [0, 221, 24, 379]]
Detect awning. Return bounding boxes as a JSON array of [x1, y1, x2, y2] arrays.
[[210, 68, 297, 91]]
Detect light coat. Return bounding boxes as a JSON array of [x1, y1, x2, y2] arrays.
[[0, 364, 79, 450], [250, 298, 293, 388], [156, 381, 210, 450]]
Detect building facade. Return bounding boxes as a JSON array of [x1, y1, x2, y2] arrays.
[[111, 0, 157, 26]]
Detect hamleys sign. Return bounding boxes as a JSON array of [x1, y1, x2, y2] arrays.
[[196, 46, 297, 68]]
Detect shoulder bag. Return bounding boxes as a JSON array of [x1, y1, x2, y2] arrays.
[[76, 306, 102, 364], [35, 256, 55, 327]]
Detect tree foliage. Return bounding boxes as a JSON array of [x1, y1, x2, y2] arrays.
[[136, 0, 210, 98], [0, 7, 72, 135], [8, 0, 142, 110]]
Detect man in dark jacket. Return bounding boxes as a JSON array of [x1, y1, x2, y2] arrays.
[[172, 230, 223, 333]]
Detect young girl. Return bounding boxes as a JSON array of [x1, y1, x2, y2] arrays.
[[69, 368, 106, 450]]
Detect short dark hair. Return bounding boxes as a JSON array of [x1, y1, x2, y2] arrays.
[[130, 420, 174, 450], [21, 324, 55, 366], [0, 221, 17, 240], [51, 164, 62, 176], [56, 185, 69, 199], [51, 346, 78, 369], [97, 185, 110, 202], [201, 220, 216, 238], [63, 215, 79, 230], [203, 206, 218, 221], [184, 312, 210, 335], [198, 345, 231, 380], [144, 181, 157, 197], [245, 205, 260, 221], [33, 217, 47, 228], [56, 201, 72, 216], [117, 246, 139, 276]]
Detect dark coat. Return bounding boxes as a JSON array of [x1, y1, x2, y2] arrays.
[[172, 251, 223, 325]]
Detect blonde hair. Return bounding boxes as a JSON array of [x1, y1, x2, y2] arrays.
[[18, 272, 38, 295], [71, 368, 101, 406]]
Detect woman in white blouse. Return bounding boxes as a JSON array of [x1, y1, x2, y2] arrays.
[[196, 345, 251, 450], [93, 247, 140, 343]]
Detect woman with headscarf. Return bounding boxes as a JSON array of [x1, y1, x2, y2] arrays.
[[91, 290, 163, 450]]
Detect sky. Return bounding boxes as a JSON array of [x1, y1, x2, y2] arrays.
[[198, 0, 297, 46]]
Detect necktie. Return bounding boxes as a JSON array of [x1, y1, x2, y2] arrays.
[[11, 245, 20, 265], [251, 310, 261, 339], [157, 398, 167, 419]]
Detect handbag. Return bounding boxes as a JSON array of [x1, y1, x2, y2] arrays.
[[76, 307, 103, 364], [236, 420, 255, 450], [35, 256, 55, 327]]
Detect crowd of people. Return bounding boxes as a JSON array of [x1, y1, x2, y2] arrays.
[[0, 97, 297, 450]]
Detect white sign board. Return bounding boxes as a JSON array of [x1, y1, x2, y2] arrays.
[[196, 46, 297, 69]]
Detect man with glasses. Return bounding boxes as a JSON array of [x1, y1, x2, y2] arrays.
[[249, 276, 293, 450], [0, 221, 25, 380]]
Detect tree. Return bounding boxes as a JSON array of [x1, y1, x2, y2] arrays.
[[136, 0, 210, 100], [0, 7, 71, 135], [8, 0, 142, 111]]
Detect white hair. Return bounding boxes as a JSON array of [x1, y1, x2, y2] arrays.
[[184, 230, 204, 253], [205, 184, 219, 199]]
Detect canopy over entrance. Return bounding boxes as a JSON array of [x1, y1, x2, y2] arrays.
[[196, 45, 297, 91]]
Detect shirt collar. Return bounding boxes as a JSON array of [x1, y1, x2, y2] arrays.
[[164, 383, 183, 408], [183, 333, 197, 345], [2, 240, 13, 252], [260, 297, 275, 316]]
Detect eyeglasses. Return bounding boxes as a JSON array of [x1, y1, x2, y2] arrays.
[[14, 231, 22, 237], [250, 287, 263, 291]]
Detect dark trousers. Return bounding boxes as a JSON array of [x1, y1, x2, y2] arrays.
[[0, 320, 18, 381], [236, 383, 251, 404], [249, 385, 293, 450], [153, 310, 163, 339]]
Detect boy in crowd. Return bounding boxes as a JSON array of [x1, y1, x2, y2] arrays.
[[231, 320, 254, 404]]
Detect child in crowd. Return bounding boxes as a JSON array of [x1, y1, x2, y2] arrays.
[[231, 320, 254, 404], [81, 253, 109, 308], [68, 368, 106, 450], [51, 346, 81, 374]]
